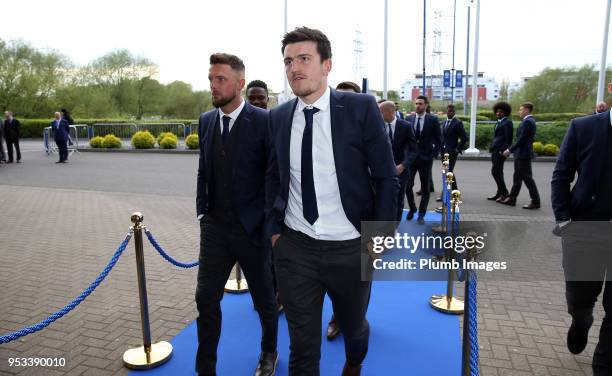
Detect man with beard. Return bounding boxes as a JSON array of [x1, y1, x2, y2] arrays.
[[195, 53, 278, 376], [247, 80, 270, 110], [266, 27, 398, 375]]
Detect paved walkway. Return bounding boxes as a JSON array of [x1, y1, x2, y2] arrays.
[[0, 146, 601, 375]]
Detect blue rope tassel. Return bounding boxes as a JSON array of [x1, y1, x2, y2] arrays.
[[0, 232, 133, 344], [144, 228, 198, 268]]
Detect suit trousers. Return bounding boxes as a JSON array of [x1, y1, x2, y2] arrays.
[[562, 222, 612, 375], [195, 216, 278, 375], [490, 152, 508, 196], [396, 169, 410, 222], [509, 158, 540, 203], [406, 158, 433, 216], [274, 225, 371, 376], [56, 140, 68, 162], [5, 137, 20, 162]]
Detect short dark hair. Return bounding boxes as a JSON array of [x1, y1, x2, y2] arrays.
[[447, 104, 456, 111], [520, 102, 534, 112], [209, 53, 245, 74], [281, 26, 332, 61], [492, 101, 512, 116], [246, 80, 268, 92], [416, 95, 429, 104], [336, 81, 361, 93]]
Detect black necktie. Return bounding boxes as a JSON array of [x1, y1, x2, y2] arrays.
[[302, 107, 320, 225], [387, 123, 393, 143], [415, 117, 422, 139], [222, 115, 230, 144]]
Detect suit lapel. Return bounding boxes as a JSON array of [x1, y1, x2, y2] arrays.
[[280, 99, 298, 189], [205, 110, 218, 182], [330, 89, 345, 183], [594, 112, 609, 186]]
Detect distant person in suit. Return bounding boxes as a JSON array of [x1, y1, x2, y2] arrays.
[[3, 111, 21, 163], [551, 81, 612, 375], [487, 101, 514, 202], [247, 80, 270, 110], [440, 104, 467, 191], [51, 111, 70, 163], [500, 102, 540, 209], [61, 108, 75, 146], [395, 102, 404, 119], [404, 95, 442, 224], [195, 53, 278, 376], [266, 26, 398, 376], [380, 100, 417, 222], [596, 101, 608, 114], [0, 118, 5, 163], [324, 80, 363, 342]]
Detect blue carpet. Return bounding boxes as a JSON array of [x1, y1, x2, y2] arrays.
[[131, 211, 461, 376]]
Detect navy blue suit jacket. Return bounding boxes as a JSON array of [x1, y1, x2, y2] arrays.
[[51, 119, 70, 141], [551, 111, 611, 222], [389, 118, 417, 168], [405, 113, 442, 160], [509, 116, 536, 160], [265, 89, 399, 237], [441, 117, 467, 153], [196, 102, 271, 244], [489, 118, 514, 153]]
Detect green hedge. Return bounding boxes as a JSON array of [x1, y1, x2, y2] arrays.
[[89, 136, 104, 148], [156, 132, 178, 146], [102, 134, 122, 148], [467, 121, 570, 150], [159, 136, 178, 149], [131, 131, 156, 149]]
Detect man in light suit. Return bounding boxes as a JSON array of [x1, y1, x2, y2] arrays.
[[405, 95, 442, 224], [487, 101, 514, 202], [379, 100, 417, 222], [195, 53, 278, 376], [266, 27, 398, 376], [51, 112, 70, 163], [501, 102, 540, 209], [551, 82, 612, 375]]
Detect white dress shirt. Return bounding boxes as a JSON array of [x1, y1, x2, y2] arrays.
[[218, 99, 245, 134], [413, 113, 425, 133], [387, 117, 397, 139], [285, 86, 360, 241]]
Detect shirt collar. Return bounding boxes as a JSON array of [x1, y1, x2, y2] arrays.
[[389, 117, 397, 127], [297, 86, 331, 113], [219, 99, 245, 120], [524, 114, 533, 120]]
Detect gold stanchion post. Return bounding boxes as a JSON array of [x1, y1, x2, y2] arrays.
[[429, 190, 465, 314], [123, 212, 173, 369], [224, 262, 249, 293]]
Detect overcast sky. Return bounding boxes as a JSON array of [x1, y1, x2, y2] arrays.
[[2, 0, 611, 92]]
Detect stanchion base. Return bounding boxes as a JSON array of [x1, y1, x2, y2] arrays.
[[432, 225, 447, 234], [123, 341, 173, 369], [224, 278, 249, 293], [429, 295, 464, 314]]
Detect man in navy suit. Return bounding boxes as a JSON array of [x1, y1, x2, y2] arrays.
[[379, 100, 417, 222], [551, 82, 612, 374], [51, 111, 70, 163], [195, 53, 278, 376], [404, 95, 442, 224], [441, 104, 467, 190], [266, 27, 398, 376], [487, 101, 514, 202], [3, 111, 21, 163], [501, 102, 540, 209]]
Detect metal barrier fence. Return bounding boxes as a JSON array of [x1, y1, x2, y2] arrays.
[[43, 125, 88, 155], [89, 123, 189, 140]]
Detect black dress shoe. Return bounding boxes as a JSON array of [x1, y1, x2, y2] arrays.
[[434, 207, 443, 213], [436, 196, 442, 202], [495, 195, 507, 203], [254, 352, 278, 376], [522, 202, 540, 210], [327, 316, 340, 340], [406, 210, 416, 220], [417, 217, 425, 225], [487, 194, 500, 200], [500, 196, 516, 206], [567, 315, 593, 354]]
